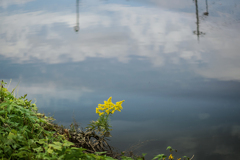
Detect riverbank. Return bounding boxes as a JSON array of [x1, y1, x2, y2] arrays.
[[0, 80, 193, 160], [0, 81, 145, 160]]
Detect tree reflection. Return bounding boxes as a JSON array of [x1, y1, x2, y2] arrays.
[[74, 0, 80, 32], [203, 0, 209, 16], [193, 0, 205, 42]]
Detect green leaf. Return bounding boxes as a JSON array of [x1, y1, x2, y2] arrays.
[[120, 156, 134, 160], [0, 102, 8, 109], [103, 157, 116, 160], [1, 81, 7, 85], [0, 116, 5, 122], [0, 110, 6, 115], [36, 139, 47, 144], [142, 153, 147, 157], [3, 145, 11, 153], [33, 123, 40, 129], [153, 154, 166, 160], [7, 132, 15, 140], [22, 94, 28, 99], [33, 146, 43, 153], [31, 105, 38, 111], [49, 144, 62, 151], [28, 116, 38, 123], [62, 140, 74, 147], [11, 129, 17, 134], [37, 113, 44, 117], [12, 144, 18, 149], [166, 146, 172, 150], [6, 104, 13, 114], [13, 151, 28, 158], [47, 148, 53, 154], [95, 151, 107, 155], [183, 156, 190, 160], [20, 125, 28, 133], [53, 141, 63, 146]]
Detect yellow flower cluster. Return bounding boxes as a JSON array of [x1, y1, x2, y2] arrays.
[[169, 154, 173, 160], [167, 154, 181, 160], [96, 97, 124, 116]]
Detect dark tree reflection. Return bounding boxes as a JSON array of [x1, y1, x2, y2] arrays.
[[74, 0, 80, 32], [193, 0, 205, 42], [203, 0, 209, 16]]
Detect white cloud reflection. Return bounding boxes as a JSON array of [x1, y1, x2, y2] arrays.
[[1, 2, 240, 81], [0, 0, 34, 8], [6, 81, 93, 102]]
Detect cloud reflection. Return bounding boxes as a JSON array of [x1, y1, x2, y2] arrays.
[[1, 2, 240, 81], [6, 81, 93, 103], [0, 0, 34, 8]]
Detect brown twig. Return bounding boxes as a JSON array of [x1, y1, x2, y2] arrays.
[[190, 155, 194, 160]]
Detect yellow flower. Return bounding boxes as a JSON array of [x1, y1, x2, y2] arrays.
[[116, 108, 121, 112], [106, 109, 110, 115], [177, 158, 181, 160], [116, 100, 124, 110], [169, 154, 174, 160], [96, 97, 125, 116], [103, 101, 108, 105], [107, 97, 112, 102], [116, 100, 124, 106], [98, 104, 104, 109], [99, 112, 104, 116]]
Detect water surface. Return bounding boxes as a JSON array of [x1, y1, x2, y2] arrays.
[[1, 0, 240, 159]]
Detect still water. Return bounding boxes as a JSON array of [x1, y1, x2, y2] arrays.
[[1, 0, 240, 159]]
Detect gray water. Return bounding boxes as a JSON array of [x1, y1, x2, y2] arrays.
[[1, 0, 240, 159]]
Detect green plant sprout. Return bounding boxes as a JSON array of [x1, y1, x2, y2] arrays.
[[153, 146, 194, 160], [153, 154, 166, 160]]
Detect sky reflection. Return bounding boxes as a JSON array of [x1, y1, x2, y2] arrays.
[[1, 0, 240, 81], [1, 0, 240, 159]]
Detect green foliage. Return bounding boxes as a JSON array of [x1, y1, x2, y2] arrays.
[[0, 81, 116, 160], [153, 146, 194, 160], [153, 154, 166, 160], [166, 146, 177, 153], [0, 80, 194, 160], [182, 156, 191, 160], [87, 116, 112, 138], [0, 81, 146, 160]]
